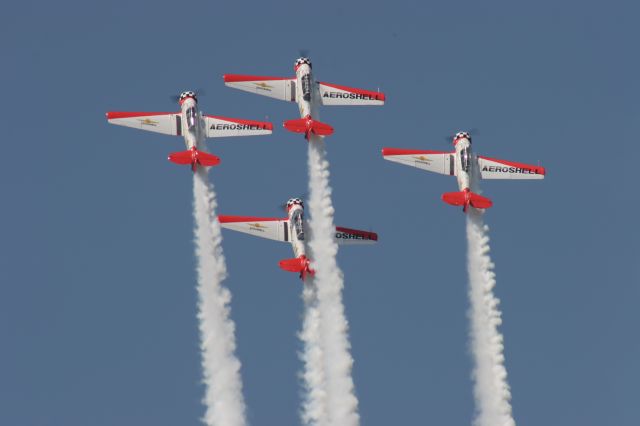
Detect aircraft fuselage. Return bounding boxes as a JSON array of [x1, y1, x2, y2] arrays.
[[295, 63, 315, 120], [179, 97, 201, 150], [454, 136, 473, 192], [287, 203, 307, 259]]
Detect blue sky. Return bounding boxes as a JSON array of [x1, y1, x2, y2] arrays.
[[2, 0, 639, 425]]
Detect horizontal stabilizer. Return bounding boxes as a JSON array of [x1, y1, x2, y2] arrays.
[[442, 190, 492, 212], [283, 116, 334, 139], [195, 151, 221, 167], [309, 120, 334, 136], [469, 193, 493, 209], [279, 255, 314, 280], [168, 148, 220, 171], [167, 151, 193, 165], [279, 257, 307, 273]]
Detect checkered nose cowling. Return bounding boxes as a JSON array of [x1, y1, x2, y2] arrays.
[[294, 57, 312, 70], [453, 132, 471, 145], [287, 198, 304, 210], [179, 91, 197, 103], [455, 131, 471, 142]]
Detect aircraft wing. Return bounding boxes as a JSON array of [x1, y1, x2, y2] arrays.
[[382, 148, 456, 176], [477, 156, 546, 180], [223, 74, 296, 102], [106, 112, 181, 136], [218, 216, 289, 242], [335, 227, 378, 245], [318, 82, 385, 106], [204, 115, 273, 138]]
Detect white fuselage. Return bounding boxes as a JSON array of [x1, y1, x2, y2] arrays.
[[454, 137, 473, 191], [287, 204, 306, 259], [294, 64, 317, 120], [179, 97, 204, 150]]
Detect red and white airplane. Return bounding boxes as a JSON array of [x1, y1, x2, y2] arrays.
[[382, 132, 546, 212], [223, 57, 385, 140], [106, 91, 273, 171], [219, 198, 378, 280]]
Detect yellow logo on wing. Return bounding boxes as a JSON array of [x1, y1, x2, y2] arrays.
[[139, 118, 159, 126], [249, 223, 267, 232], [254, 82, 274, 91], [413, 155, 432, 164]]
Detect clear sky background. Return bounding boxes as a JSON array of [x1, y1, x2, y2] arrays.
[[2, 1, 639, 425]]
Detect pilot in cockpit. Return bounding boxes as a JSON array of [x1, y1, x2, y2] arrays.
[[291, 209, 305, 241], [461, 147, 471, 173], [186, 107, 197, 129]]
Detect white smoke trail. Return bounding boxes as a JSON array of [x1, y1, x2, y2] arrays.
[[193, 168, 247, 426], [298, 281, 327, 425], [304, 135, 359, 426], [466, 209, 515, 426]]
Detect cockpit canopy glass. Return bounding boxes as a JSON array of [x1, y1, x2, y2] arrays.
[[301, 74, 312, 101], [291, 209, 305, 241], [460, 147, 471, 172], [186, 107, 197, 129]]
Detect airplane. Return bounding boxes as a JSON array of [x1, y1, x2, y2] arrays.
[[382, 132, 546, 212], [106, 91, 273, 171], [223, 57, 385, 140], [218, 198, 378, 280]]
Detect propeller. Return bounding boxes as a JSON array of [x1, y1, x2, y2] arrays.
[[298, 48, 310, 58], [443, 128, 480, 144], [169, 88, 207, 104], [278, 193, 308, 212]]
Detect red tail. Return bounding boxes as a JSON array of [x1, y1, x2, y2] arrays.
[[278, 255, 314, 281], [283, 115, 334, 140], [442, 188, 493, 212], [168, 147, 220, 172]]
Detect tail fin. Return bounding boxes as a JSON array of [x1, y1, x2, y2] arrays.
[[283, 115, 334, 140], [168, 148, 220, 172], [442, 189, 492, 212], [278, 255, 314, 280]]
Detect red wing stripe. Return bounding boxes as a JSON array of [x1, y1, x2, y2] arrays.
[[336, 227, 378, 241], [205, 115, 273, 130], [320, 82, 386, 101], [382, 148, 453, 156], [479, 155, 546, 175], [223, 74, 293, 83], [218, 215, 286, 223], [106, 112, 176, 119]]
